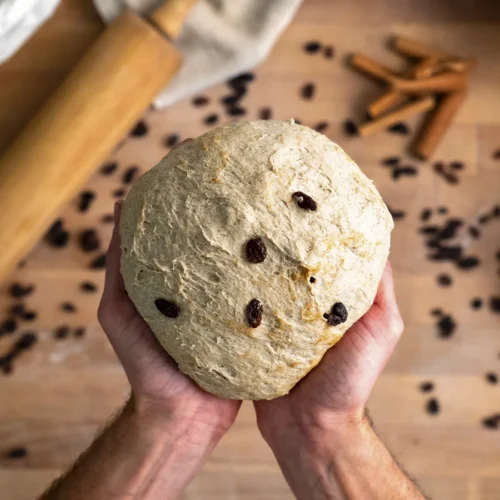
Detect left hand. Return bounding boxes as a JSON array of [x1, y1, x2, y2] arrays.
[[98, 201, 241, 438]]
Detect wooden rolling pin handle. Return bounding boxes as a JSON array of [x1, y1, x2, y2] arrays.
[[151, 0, 199, 39]]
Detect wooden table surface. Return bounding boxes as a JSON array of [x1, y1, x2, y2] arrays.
[[1, 0, 500, 498]]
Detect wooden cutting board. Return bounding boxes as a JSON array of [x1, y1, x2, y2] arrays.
[[1, 0, 500, 499]]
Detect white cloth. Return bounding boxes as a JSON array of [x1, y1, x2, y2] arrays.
[[94, 0, 302, 108], [0, 0, 60, 63], [0, 0, 302, 108]]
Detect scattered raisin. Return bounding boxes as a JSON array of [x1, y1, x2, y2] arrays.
[[292, 191, 317, 211], [113, 188, 126, 198], [45, 219, 70, 248], [444, 172, 459, 184], [246, 299, 263, 328], [130, 120, 148, 137], [79, 229, 100, 253], [482, 415, 500, 429], [470, 298, 483, 310], [122, 166, 139, 185], [78, 191, 95, 213], [492, 149, 500, 160], [54, 326, 70, 340], [155, 299, 180, 318], [419, 381, 434, 393], [90, 254, 107, 270], [382, 156, 400, 167], [192, 95, 209, 107], [227, 106, 246, 117], [204, 114, 219, 126], [438, 206, 448, 215], [426, 398, 440, 415], [420, 208, 432, 221], [61, 302, 76, 313], [314, 121, 329, 133], [388, 206, 405, 221], [100, 162, 118, 176], [228, 72, 255, 87], [0, 319, 17, 335], [6, 447, 27, 459], [22, 311, 36, 322], [309, 277, 316, 283], [74, 327, 86, 338], [436, 273, 452, 287], [430, 308, 443, 317], [468, 226, 480, 239], [80, 281, 97, 293], [304, 41, 321, 53], [450, 161, 464, 170], [9, 283, 34, 298], [323, 45, 335, 59], [486, 372, 498, 384], [392, 166, 417, 180], [387, 122, 409, 135], [437, 314, 456, 338], [164, 133, 180, 148], [489, 296, 500, 313], [245, 238, 267, 264], [101, 214, 114, 224], [16, 333, 37, 351], [259, 108, 272, 120], [300, 83, 316, 100]]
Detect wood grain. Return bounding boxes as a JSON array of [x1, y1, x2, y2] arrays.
[[0, 0, 500, 499]]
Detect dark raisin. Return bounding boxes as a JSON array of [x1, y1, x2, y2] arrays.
[[332, 303, 348, 323], [164, 133, 180, 148], [192, 95, 209, 107], [221, 88, 245, 106], [80, 281, 97, 293], [314, 121, 329, 133], [439, 219, 463, 240], [45, 219, 69, 248], [309, 277, 316, 283], [294, 119, 303, 125], [482, 415, 500, 429], [300, 83, 316, 100], [9, 283, 34, 298], [6, 447, 27, 459], [325, 313, 342, 326], [382, 156, 400, 167], [9, 304, 26, 317], [100, 162, 118, 176], [304, 41, 321, 53], [419, 381, 434, 393], [470, 298, 483, 310], [113, 188, 126, 198], [1, 364, 13, 375], [259, 108, 272, 120], [323, 45, 335, 59], [437, 314, 456, 338], [122, 166, 139, 185], [78, 191, 95, 213], [155, 299, 181, 318], [246, 299, 263, 328], [74, 327, 86, 338], [393, 166, 417, 180], [101, 214, 114, 224], [468, 226, 480, 239], [1, 319, 17, 336], [420, 208, 432, 221], [426, 398, 440, 415], [489, 296, 500, 313], [486, 372, 498, 384], [61, 302, 76, 313], [245, 238, 267, 264], [433, 161, 445, 174], [492, 205, 500, 217], [227, 106, 246, 117], [444, 172, 459, 184], [388, 207, 405, 220], [54, 326, 70, 339], [387, 122, 409, 135], [436, 273, 452, 287], [204, 113, 219, 126], [130, 120, 148, 137], [16, 332, 37, 351], [492, 149, 500, 160], [420, 225, 439, 235], [228, 72, 255, 87], [22, 311, 36, 322], [292, 191, 317, 211], [450, 161, 464, 170], [79, 229, 100, 253], [438, 206, 448, 215], [430, 308, 443, 317], [90, 254, 107, 270], [429, 245, 463, 262], [457, 256, 480, 270]]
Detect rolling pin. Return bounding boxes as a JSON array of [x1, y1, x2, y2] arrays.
[[0, 0, 198, 283]]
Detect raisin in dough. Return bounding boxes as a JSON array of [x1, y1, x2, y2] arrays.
[[120, 120, 393, 400]]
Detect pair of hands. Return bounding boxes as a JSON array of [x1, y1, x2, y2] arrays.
[[98, 200, 404, 454]]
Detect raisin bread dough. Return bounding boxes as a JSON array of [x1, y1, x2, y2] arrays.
[[120, 120, 393, 400]]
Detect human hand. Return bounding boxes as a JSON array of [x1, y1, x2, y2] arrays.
[[255, 261, 403, 437], [98, 201, 241, 438]]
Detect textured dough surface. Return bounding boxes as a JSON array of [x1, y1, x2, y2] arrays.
[[120, 120, 393, 400]]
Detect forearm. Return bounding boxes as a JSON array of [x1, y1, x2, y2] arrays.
[[263, 414, 425, 500], [41, 398, 221, 500]]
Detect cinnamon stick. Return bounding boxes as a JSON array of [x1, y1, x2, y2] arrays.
[[357, 96, 436, 137], [349, 54, 395, 83], [391, 36, 449, 59], [413, 90, 467, 159], [411, 56, 442, 79], [367, 91, 408, 119], [390, 71, 468, 93], [443, 57, 478, 73]]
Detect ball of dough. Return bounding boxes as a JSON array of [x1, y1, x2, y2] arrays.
[[120, 120, 393, 400]]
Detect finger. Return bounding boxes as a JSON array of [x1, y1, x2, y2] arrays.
[[373, 260, 397, 313]]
